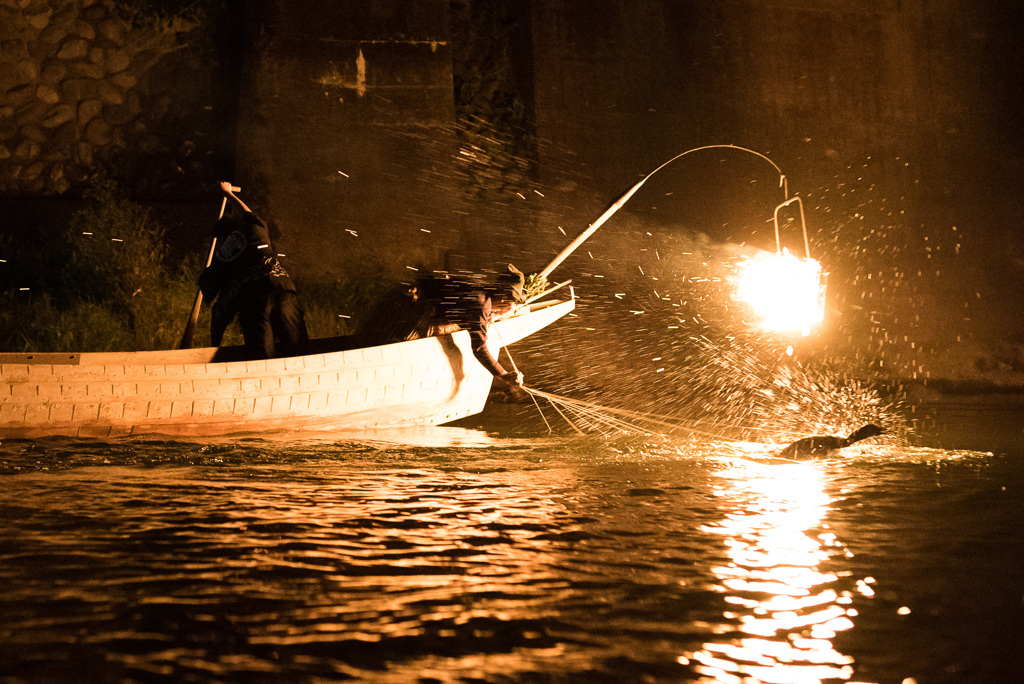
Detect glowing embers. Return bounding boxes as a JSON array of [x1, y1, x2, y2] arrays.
[[733, 249, 827, 336]]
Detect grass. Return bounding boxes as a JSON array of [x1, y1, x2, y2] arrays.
[[0, 179, 385, 354]]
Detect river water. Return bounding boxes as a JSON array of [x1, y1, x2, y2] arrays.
[[1, 406, 1022, 684]]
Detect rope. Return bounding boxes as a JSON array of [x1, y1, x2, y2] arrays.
[[519, 387, 787, 443], [518, 388, 676, 438], [492, 325, 554, 433], [541, 392, 586, 435], [491, 321, 781, 441]]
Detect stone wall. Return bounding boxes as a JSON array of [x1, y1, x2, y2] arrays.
[[0, 0, 216, 196]]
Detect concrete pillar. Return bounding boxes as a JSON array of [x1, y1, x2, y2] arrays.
[[236, 1, 457, 280]]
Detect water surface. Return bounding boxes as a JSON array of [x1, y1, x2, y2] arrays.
[[1, 424, 1021, 683]]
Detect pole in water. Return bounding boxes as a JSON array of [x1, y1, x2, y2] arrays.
[[179, 185, 241, 349], [492, 325, 553, 433]]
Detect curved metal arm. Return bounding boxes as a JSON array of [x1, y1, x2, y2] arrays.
[[538, 144, 788, 279], [773, 195, 811, 259]]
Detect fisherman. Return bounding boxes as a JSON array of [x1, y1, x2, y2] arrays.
[[358, 264, 527, 390], [198, 181, 308, 359]]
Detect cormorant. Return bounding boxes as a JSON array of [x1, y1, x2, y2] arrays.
[[777, 424, 885, 459]]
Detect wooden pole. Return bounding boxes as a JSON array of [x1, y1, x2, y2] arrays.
[[178, 186, 239, 349], [537, 145, 786, 280], [537, 179, 650, 280]]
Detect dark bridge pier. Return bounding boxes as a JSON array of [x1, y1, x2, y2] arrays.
[[236, 0, 459, 280]]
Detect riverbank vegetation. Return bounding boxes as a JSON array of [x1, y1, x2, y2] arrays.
[[0, 178, 381, 353]]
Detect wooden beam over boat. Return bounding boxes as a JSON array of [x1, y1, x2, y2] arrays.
[[0, 298, 574, 439]]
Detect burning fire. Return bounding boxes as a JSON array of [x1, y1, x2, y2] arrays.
[[733, 249, 826, 336]]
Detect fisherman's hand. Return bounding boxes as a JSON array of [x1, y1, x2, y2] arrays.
[[219, 181, 233, 195], [492, 371, 525, 402], [497, 371, 524, 388]]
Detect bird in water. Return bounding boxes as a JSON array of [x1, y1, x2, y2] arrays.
[[777, 424, 885, 459]]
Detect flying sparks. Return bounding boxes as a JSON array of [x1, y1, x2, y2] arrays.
[[733, 249, 827, 336]]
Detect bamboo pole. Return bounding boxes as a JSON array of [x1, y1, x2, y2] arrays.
[[178, 185, 240, 349], [537, 145, 786, 280]]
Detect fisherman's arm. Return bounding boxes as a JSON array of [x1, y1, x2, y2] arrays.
[[220, 181, 253, 214], [468, 328, 505, 376], [468, 297, 523, 387], [468, 330, 523, 386], [198, 269, 219, 301]]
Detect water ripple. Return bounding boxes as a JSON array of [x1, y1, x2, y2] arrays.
[[0, 434, 1019, 682]]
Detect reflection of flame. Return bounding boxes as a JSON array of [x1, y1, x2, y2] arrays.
[[681, 460, 861, 683], [734, 250, 826, 336]]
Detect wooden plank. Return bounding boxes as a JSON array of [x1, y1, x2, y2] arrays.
[[0, 365, 31, 381], [71, 403, 100, 422], [170, 401, 195, 419], [25, 364, 56, 379], [212, 398, 233, 416], [111, 382, 138, 399], [147, 401, 173, 420], [191, 378, 223, 396], [85, 383, 115, 398], [101, 364, 127, 378], [232, 397, 255, 417], [48, 403, 75, 423], [10, 382, 40, 400], [97, 402, 126, 422], [0, 402, 27, 422], [192, 400, 215, 417], [122, 401, 149, 422]]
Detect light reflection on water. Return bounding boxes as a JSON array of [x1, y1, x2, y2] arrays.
[[0, 431, 1020, 683], [687, 460, 860, 683]]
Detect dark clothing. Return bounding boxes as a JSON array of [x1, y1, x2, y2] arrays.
[[420, 278, 507, 376], [358, 277, 508, 376], [198, 210, 307, 358], [238, 286, 307, 360]]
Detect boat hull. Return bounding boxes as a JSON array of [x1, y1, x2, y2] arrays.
[[0, 299, 574, 439]]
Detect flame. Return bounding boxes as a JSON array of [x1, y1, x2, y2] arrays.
[[733, 249, 826, 336]]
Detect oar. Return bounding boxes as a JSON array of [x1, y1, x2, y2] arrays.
[[178, 185, 240, 349], [537, 144, 786, 280]]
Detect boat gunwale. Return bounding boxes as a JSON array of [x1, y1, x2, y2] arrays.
[[0, 298, 574, 370], [0, 298, 575, 438]]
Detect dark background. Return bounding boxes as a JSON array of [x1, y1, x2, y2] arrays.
[[1, 0, 1022, 386]]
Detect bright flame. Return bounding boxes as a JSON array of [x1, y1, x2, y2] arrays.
[[734, 249, 826, 335]]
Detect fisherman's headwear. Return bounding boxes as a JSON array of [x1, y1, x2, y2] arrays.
[[497, 263, 526, 303]]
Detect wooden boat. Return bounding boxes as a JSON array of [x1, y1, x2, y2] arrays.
[[5, 148, 740, 441], [0, 298, 574, 439]]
